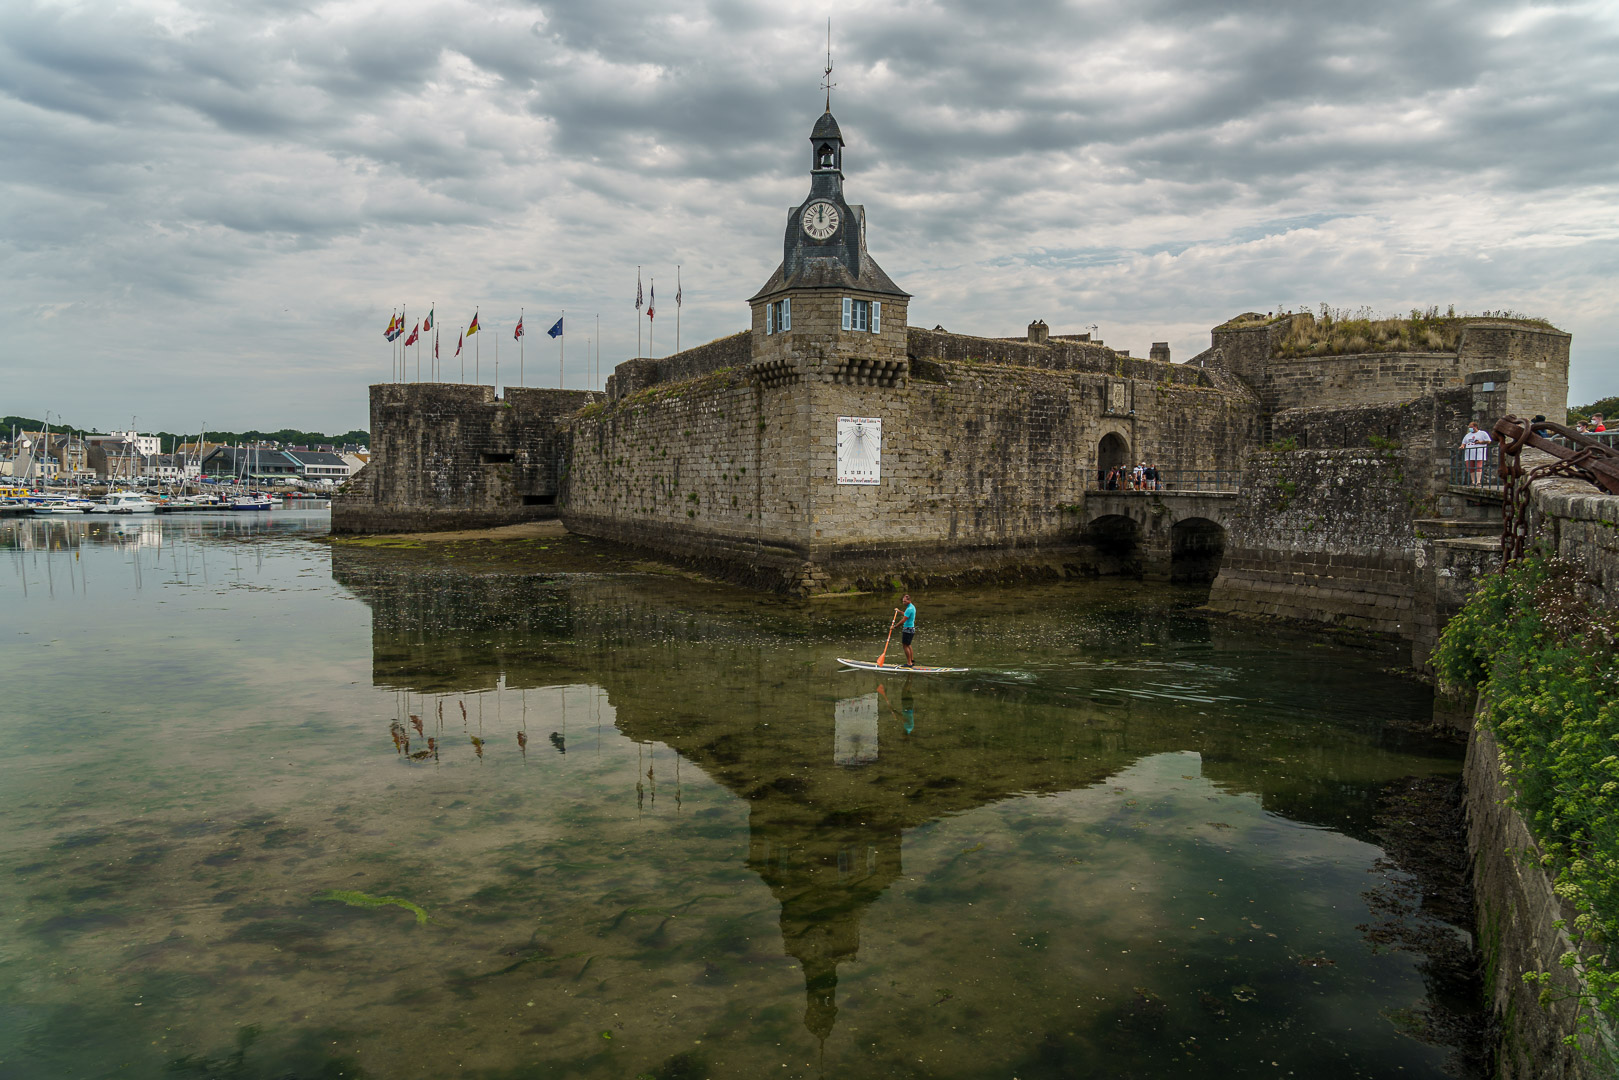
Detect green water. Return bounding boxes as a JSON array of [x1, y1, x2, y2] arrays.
[[0, 512, 1476, 1079]]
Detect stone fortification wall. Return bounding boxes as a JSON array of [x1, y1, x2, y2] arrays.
[[1469, 723, 1618, 1078], [563, 368, 815, 590], [605, 332, 752, 402], [565, 355, 1259, 591], [908, 328, 1211, 387], [1463, 478, 1619, 1077], [331, 383, 597, 534], [1529, 475, 1619, 608], [1208, 317, 1568, 428], [1206, 448, 1424, 636]]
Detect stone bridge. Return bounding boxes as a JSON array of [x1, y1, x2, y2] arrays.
[[1078, 490, 1240, 581]]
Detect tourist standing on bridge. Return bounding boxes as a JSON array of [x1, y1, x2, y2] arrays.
[[1461, 421, 1492, 484], [1593, 414, 1608, 433]]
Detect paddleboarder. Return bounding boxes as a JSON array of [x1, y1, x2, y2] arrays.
[[895, 594, 917, 668]]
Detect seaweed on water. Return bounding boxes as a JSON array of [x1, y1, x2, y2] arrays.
[[314, 889, 430, 925]]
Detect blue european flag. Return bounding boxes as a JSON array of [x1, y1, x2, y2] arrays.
[[547, 317, 563, 339]]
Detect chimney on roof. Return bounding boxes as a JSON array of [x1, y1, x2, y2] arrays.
[[1150, 342, 1171, 363], [1027, 319, 1049, 345]]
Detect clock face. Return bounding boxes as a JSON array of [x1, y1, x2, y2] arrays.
[[802, 200, 842, 241]]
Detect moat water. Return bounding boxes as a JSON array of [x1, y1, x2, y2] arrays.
[[0, 512, 1479, 1079]]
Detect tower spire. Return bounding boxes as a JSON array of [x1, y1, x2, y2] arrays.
[[821, 18, 835, 111]]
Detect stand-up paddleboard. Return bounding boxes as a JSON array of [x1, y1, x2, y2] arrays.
[[837, 658, 969, 675]]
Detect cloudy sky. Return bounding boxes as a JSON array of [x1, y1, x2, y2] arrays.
[[3, 0, 1617, 435]]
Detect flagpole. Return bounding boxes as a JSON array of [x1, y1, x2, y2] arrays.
[[495, 320, 500, 393], [649, 278, 654, 358], [460, 326, 465, 383], [676, 264, 682, 353], [402, 305, 406, 382], [596, 314, 600, 389], [560, 309, 565, 389], [636, 266, 643, 358], [476, 318, 480, 384], [520, 307, 525, 387]]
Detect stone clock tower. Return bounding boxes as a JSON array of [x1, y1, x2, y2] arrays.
[[749, 109, 910, 387]]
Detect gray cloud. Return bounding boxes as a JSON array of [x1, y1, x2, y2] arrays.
[[0, 0, 1615, 435]]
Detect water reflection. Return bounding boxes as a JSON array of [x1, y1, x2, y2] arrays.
[[0, 518, 1479, 1079], [330, 548, 1470, 1067]]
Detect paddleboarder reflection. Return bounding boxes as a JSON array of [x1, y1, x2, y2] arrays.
[[876, 680, 917, 736]]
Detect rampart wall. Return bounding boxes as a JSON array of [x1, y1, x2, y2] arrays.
[[605, 332, 752, 401], [1207, 318, 1569, 430], [907, 328, 1211, 386], [563, 356, 1260, 591], [331, 383, 597, 534], [1205, 448, 1425, 636]]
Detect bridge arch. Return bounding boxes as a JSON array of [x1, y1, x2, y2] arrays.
[[1081, 513, 1142, 576], [1170, 516, 1226, 582]]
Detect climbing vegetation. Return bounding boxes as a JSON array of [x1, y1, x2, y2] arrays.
[[1435, 555, 1619, 1031]]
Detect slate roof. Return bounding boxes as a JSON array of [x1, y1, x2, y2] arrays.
[[286, 450, 347, 468], [750, 251, 909, 301]]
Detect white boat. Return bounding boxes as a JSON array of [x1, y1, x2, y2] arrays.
[[89, 492, 160, 514], [228, 492, 274, 511], [28, 494, 93, 514]]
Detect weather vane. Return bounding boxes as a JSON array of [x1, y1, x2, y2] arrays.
[[821, 18, 836, 110]]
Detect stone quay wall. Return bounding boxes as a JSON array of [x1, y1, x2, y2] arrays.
[[1469, 720, 1619, 1078], [1462, 478, 1619, 1077], [1205, 448, 1425, 636], [564, 355, 1259, 591], [332, 383, 597, 534]]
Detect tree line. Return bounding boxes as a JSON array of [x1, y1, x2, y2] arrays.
[[1, 416, 369, 455]]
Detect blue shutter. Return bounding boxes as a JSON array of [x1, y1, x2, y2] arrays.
[[782, 298, 791, 331], [765, 302, 774, 335], [841, 297, 852, 330], [871, 301, 881, 334]]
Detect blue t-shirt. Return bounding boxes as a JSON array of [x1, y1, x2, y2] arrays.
[[902, 603, 916, 630]]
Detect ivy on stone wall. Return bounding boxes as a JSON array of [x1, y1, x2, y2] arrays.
[[1435, 555, 1619, 1037]]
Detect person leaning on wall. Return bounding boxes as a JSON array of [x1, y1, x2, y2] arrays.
[[1460, 421, 1492, 485]]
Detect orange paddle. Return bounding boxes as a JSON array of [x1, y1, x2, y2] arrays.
[[875, 610, 901, 666]]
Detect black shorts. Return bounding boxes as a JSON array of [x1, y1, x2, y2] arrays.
[[901, 629, 915, 645]]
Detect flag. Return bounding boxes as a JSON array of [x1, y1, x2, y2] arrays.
[[404, 322, 420, 346], [547, 317, 563, 339], [676, 275, 682, 308], [647, 282, 654, 321], [635, 271, 643, 312], [467, 311, 480, 336], [382, 312, 399, 339], [456, 330, 463, 357], [423, 308, 434, 332], [434, 331, 439, 359], [514, 316, 524, 340]]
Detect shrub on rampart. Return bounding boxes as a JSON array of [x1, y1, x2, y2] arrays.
[[1435, 555, 1619, 1039], [1220, 303, 1558, 358]]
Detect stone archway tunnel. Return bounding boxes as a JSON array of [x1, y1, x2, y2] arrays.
[[1077, 492, 1238, 580]]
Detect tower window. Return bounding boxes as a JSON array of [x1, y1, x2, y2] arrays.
[[818, 144, 835, 168], [841, 298, 881, 333], [766, 298, 791, 334]]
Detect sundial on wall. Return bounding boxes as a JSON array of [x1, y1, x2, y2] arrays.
[[836, 416, 881, 485]]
